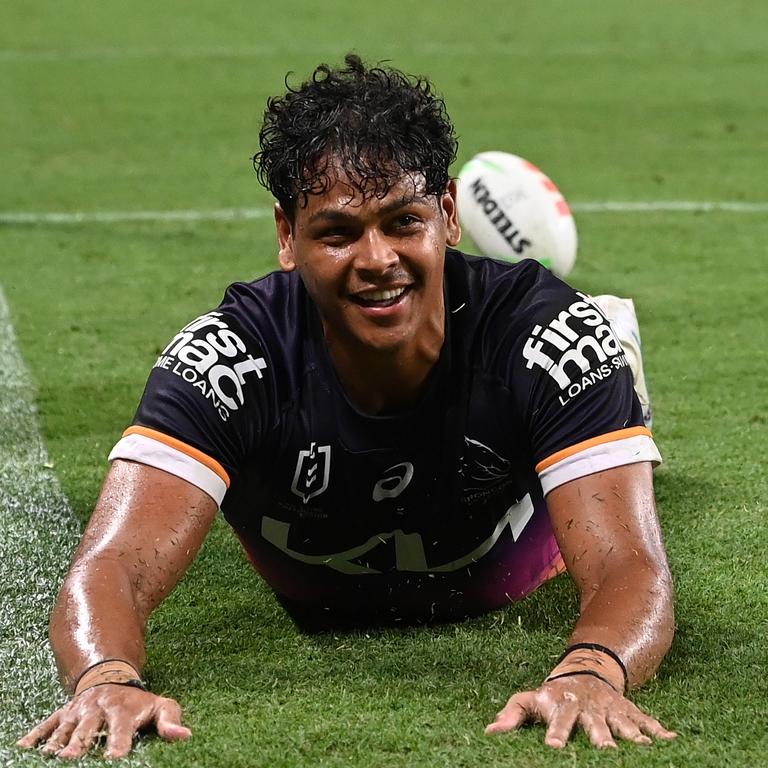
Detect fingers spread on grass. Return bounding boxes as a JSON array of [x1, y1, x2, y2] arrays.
[[104, 711, 137, 760], [614, 697, 676, 741], [544, 701, 580, 749], [579, 711, 617, 750], [16, 711, 61, 748], [155, 697, 192, 741], [41, 718, 78, 755], [636, 711, 677, 740], [484, 677, 673, 749], [606, 712, 653, 745], [54, 714, 105, 760], [485, 691, 537, 734]]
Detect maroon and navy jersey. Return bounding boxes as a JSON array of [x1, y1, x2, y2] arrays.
[[110, 249, 660, 621]]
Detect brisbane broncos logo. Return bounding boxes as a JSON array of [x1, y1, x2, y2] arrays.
[[459, 437, 511, 492]]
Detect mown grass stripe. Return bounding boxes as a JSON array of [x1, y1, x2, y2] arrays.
[[0, 42, 652, 63], [0, 287, 148, 766], [1, 200, 767, 226]]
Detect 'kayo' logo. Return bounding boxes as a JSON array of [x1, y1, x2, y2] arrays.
[[522, 292, 623, 391], [291, 442, 331, 503], [261, 494, 535, 575]]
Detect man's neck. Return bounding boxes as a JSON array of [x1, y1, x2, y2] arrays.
[[325, 325, 444, 416]]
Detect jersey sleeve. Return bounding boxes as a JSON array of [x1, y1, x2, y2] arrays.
[[108, 309, 272, 506], [499, 266, 661, 495]]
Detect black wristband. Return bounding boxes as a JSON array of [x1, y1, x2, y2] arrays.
[[120, 678, 150, 691], [545, 669, 619, 693], [558, 643, 629, 691], [73, 657, 133, 691], [78, 679, 149, 694]]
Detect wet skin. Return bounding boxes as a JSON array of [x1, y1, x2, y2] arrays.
[[18, 173, 675, 757], [275, 172, 461, 414]]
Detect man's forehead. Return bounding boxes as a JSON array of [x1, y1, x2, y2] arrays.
[[314, 184, 431, 213], [296, 162, 434, 218]]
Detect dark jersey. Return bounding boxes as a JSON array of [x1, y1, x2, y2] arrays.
[[111, 249, 659, 622]]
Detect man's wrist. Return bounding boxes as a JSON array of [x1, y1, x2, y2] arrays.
[[74, 659, 148, 696], [545, 643, 627, 694]]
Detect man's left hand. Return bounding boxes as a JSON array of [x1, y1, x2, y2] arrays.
[[485, 675, 676, 749]]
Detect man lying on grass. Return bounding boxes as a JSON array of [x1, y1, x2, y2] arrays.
[[19, 54, 675, 759]]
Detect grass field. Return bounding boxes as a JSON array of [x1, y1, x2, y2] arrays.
[[1, 1, 767, 765]]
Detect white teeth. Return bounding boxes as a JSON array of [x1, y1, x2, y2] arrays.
[[361, 287, 405, 302]]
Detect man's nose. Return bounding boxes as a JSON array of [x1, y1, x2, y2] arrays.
[[353, 229, 399, 275]]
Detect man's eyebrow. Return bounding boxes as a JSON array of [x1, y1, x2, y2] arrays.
[[306, 209, 357, 225], [380, 194, 434, 214], [306, 194, 434, 225]]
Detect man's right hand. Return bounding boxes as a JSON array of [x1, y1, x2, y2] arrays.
[[25, 461, 216, 759], [16, 684, 191, 759]]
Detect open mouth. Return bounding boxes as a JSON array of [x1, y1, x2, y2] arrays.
[[351, 286, 410, 308]]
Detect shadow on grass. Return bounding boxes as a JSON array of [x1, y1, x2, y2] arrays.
[[146, 561, 584, 701], [147, 467, 757, 705], [653, 467, 723, 520]]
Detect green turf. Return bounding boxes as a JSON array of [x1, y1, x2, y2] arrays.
[[2, 0, 767, 765]]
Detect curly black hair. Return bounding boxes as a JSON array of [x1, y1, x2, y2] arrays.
[[253, 53, 457, 219]]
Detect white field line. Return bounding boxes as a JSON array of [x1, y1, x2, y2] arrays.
[[572, 201, 768, 213], [0, 207, 273, 225], [0, 289, 148, 766], [1, 200, 766, 226]]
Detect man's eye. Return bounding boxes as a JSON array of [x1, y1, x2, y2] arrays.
[[320, 228, 351, 243], [395, 214, 420, 229]]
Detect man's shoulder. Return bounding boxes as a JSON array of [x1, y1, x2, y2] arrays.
[[213, 270, 306, 350], [137, 270, 306, 450], [445, 248, 575, 332], [218, 269, 301, 318], [156, 269, 308, 401]]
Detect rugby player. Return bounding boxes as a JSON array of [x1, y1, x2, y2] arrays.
[[18, 54, 675, 759]]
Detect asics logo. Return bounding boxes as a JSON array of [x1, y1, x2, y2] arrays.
[[372, 462, 414, 501]]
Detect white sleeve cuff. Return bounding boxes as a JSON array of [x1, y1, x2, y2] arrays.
[[538, 434, 662, 496], [109, 434, 227, 506]]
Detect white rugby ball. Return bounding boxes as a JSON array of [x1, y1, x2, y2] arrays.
[[456, 151, 578, 277]]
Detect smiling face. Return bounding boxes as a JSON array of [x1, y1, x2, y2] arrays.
[[275, 170, 461, 362]]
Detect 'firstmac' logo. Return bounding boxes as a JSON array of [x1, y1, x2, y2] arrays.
[[154, 312, 267, 422], [522, 292, 625, 400]]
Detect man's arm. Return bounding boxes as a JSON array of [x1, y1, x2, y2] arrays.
[[486, 461, 676, 748], [17, 459, 219, 759]]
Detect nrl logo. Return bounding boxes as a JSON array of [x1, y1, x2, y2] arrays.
[[291, 442, 331, 503]]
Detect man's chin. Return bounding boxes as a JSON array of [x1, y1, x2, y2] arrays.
[[352, 329, 413, 355]]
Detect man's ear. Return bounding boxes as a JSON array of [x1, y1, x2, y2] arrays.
[[442, 179, 462, 247], [275, 204, 296, 271]]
